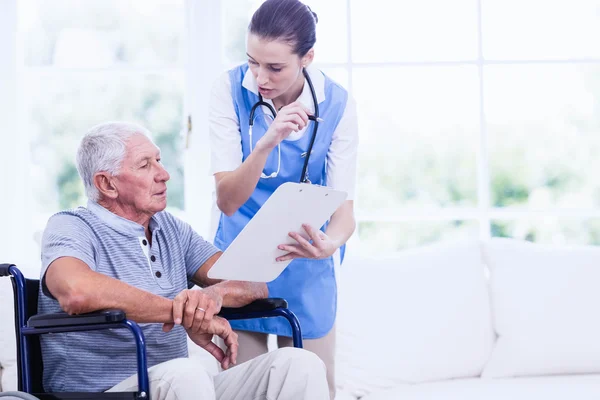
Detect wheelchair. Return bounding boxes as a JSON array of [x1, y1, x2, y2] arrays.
[[0, 264, 302, 400]]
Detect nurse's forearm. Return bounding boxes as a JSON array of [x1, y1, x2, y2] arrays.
[[325, 200, 356, 248], [215, 142, 273, 216]]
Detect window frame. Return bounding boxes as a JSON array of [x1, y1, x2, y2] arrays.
[[345, 0, 600, 244]]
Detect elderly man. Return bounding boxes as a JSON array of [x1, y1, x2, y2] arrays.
[[38, 122, 329, 400]]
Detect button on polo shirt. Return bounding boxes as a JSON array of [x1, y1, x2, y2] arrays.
[[137, 235, 167, 289]]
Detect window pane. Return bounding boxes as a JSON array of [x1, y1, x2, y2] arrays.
[[305, 0, 348, 63], [20, 0, 184, 67], [354, 66, 479, 210], [482, 0, 600, 60], [486, 65, 600, 208], [221, 0, 257, 68], [221, 0, 347, 67], [319, 67, 349, 90], [492, 218, 600, 245], [358, 220, 479, 252], [351, 0, 478, 62], [24, 73, 185, 219]]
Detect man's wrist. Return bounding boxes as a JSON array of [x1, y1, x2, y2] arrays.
[[167, 298, 176, 323], [206, 283, 229, 301]]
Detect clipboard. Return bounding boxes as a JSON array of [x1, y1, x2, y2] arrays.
[[207, 182, 348, 282]]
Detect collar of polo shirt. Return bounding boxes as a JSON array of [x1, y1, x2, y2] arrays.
[[87, 200, 161, 237]]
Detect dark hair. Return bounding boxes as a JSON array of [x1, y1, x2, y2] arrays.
[[249, 0, 318, 56]]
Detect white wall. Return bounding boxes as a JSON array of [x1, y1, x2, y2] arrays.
[[0, 0, 36, 272], [0, 1, 26, 391]]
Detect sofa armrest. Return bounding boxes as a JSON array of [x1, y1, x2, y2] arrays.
[[218, 298, 288, 317], [27, 310, 125, 328]]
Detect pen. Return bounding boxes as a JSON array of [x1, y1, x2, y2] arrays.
[[308, 115, 324, 122]]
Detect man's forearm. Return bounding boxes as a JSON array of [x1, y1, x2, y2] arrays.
[[192, 246, 268, 308], [48, 261, 174, 324], [208, 281, 268, 308], [85, 277, 174, 323]]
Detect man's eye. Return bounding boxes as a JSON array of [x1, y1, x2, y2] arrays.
[[156, 158, 162, 163], [140, 163, 149, 168], [270, 67, 282, 72]]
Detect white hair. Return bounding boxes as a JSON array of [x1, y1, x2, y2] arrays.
[[76, 121, 153, 201]]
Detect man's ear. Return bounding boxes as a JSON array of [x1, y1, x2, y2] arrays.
[[302, 48, 314, 68], [93, 172, 118, 200]]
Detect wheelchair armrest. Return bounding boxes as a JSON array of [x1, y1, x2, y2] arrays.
[[0, 263, 15, 277], [218, 298, 288, 317], [27, 309, 125, 328]]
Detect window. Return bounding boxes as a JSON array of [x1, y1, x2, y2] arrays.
[[7, 0, 600, 260], [219, 0, 600, 250], [19, 0, 186, 240]]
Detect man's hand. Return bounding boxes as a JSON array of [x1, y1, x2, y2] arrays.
[[186, 316, 238, 370], [163, 287, 223, 333]]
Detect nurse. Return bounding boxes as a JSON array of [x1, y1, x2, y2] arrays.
[[209, 0, 358, 396]]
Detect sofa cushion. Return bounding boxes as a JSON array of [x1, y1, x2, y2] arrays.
[[482, 238, 600, 378], [336, 240, 494, 398], [360, 375, 600, 400]]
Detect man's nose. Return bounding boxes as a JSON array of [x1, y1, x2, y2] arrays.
[[156, 163, 170, 182]]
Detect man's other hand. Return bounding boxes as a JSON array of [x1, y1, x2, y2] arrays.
[[186, 316, 238, 370]]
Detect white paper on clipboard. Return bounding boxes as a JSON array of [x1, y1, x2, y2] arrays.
[[207, 182, 347, 282]]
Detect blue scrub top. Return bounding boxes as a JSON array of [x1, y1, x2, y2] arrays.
[[214, 64, 348, 339]]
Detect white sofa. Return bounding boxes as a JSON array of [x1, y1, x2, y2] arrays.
[[335, 238, 600, 399], [3, 238, 600, 400]]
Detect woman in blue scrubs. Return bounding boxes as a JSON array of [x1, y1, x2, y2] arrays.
[[209, 0, 358, 396]]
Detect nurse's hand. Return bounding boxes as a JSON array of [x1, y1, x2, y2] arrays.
[[276, 224, 338, 261], [257, 101, 310, 151]]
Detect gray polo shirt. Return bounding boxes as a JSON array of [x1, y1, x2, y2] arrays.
[[38, 201, 219, 392]]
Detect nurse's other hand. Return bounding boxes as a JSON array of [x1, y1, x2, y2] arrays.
[[276, 223, 338, 261], [257, 101, 310, 150]]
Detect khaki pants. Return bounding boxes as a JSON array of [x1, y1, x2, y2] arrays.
[[225, 325, 336, 400], [107, 347, 328, 400]]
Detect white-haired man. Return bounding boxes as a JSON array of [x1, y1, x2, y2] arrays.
[[38, 122, 329, 400]]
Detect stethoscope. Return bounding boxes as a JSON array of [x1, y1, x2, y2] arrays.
[[248, 68, 319, 184]]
